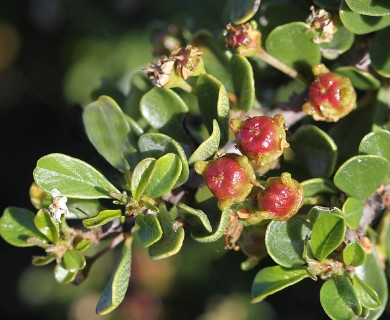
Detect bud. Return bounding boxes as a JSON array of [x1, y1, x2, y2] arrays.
[[306, 6, 336, 44], [230, 114, 289, 166], [257, 172, 303, 221], [195, 154, 256, 210], [302, 64, 356, 122], [169, 45, 205, 80], [223, 21, 261, 56]]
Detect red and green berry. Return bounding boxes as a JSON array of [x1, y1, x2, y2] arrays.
[[223, 21, 261, 57]]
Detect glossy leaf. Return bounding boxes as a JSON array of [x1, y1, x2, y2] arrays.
[[176, 202, 212, 233], [134, 214, 163, 248], [265, 22, 321, 79], [311, 213, 346, 261], [370, 27, 390, 78], [131, 158, 157, 201], [343, 242, 366, 266], [138, 133, 189, 188], [334, 155, 390, 200], [188, 120, 221, 165], [82, 209, 122, 229], [301, 178, 339, 197], [60, 249, 86, 271], [144, 153, 182, 198], [359, 130, 390, 165], [265, 216, 312, 268], [320, 276, 362, 319], [308, 206, 344, 224], [230, 0, 261, 24], [335, 67, 381, 90], [148, 205, 185, 259], [231, 54, 255, 111], [340, 1, 390, 34], [321, 24, 354, 60], [196, 73, 230, 145], [345, 0, 390, 16], [32, 255, 55, 266], [356, 250, 388, 319], [251, 266, 308, 303], [66, 198, 101, 219], [290, 124, 338, 178], [34, 209, 59, 243], [96, 235, 133, 315], [141, 87, 189, 143], [83, 95, 135, 172], [33, 153, 119, 199], [192, 208, 230, 243], [0, 207, 47, 247], [54, 264, 77, 284], [342, 197, 364, 230], [353, 275, 381, 310]]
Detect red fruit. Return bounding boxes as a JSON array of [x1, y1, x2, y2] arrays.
[[302, 64, 356, 122], [224, 21, 261, 56], [257, 172, 303, 221], [195, 154, 255, 210], [230, 114, 289, 166]]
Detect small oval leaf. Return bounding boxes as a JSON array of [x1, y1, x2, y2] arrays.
[[32, 255, 56, 266], [359, 130, 390, 163], [335, 67, 381, 90], [342, 197, 364, 230], [230, 0, 261, 24], [301, 178, 339, 197], [34, 209, 59, 243], [54, 264, 78, 284], [345, 0, 390, 17], [231, 54, 255, 111], [131, 158, 157, 201], [192, 208, 230, 243], [370, 27, 390, 78], [60, 249, 86, 271], [176, 202, 212, 233], [134, 214, 163, 248], [352, 275, 381, 310], [82, 209, 122, 229], [343, 242, 366, 267]]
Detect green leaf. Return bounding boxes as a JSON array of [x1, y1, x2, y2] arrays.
[[60, 249, 86, 271], [334, 155, 390, 200], [251, 266, 308, 303], [290, 124, 338, 178], [188, 120, 221, 165], [231, 55, 255, 111], [75, 239, 91, 252], [66, 198, 101, 219], [311, 213, 346, 261], [340, 1, 390, 34], [265, 22, 321, 79], [138, 133, 189, 188], [82, 209, 122, 229], [54, 264, 77, 284], [230, 0, 261, 24], [131, 158, 157, 201], [0, 207, 47, 247], [134, 214, 163, 248], [176, 202, 212, 233], [32, 255, 56, 266], [353, 275, 381, 310], [96, 235, 132, 315], [308, 206, 344, 224], [144, 153, 182, 198], [192, 208, 230, 243], [34, 209, 59, 243], [343, 242, 366, 266], [321, 23, 355, 60], [342, 197, 364, 230], [313, 0, 340, 10], [320, 276, 362, 319], [33, 153, 120, 199], [356, 250, 388, 319], [196, 73, 230, 145], [345, 0, 390, 16], [370, 27, 390, 78], [83, 95, 136, 172], [373, 87, 390, 128], [148, 205, 185, 260], [301, 178, 339, 197], [335, 67, 381, 90], [140, 87, 189, 143], [359, 130, 390, 165], [265, 216, 312, 268]]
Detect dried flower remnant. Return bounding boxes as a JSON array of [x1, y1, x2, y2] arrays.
[[144, 56, 176, 87], [306, 6, 336, 44], [224, 21, 261, 56], [169, 45, 204, 80], [49, 188, 69, 223]]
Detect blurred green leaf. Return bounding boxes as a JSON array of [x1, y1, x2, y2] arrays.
[[321, 24, 355, 60], [373, 87, 390, 129], [231, 54, 255, 111], [54, 264, 78, 284], [83, 95, 137, 171], [148, 205, 185, 259], [33, 153, 120, 199], [334, 155, 390, 200], [96, 235, 132, 315], [313, 0, 340, 9], [91, 79, 125, 112], [345, 0, 390, 16], [32, 255, 55, 266], [0, 207, 47, 247], [34, 209, 59, 243], [131, 158, 157, 201], [359, 130, 390, 163], [265, 22, 321, 79], [370, 27, 390, 78], [144, 153, 182, 198], [342, 197, 363, 230], [66, 198, 101, 219], [353, 275, 381, 310], [192, 208, 230, 243], [82, 209, 122, 229], [196, 74, 230, 145], [230, 0, 260, 24], [334, 67, 380, 90], [301, 178, 339, 197], [251, 266, 308, 303], [188, 119, 221, 165], [60, 249, 86, 271], [75, 239, 91, 252], [308, 206, 343, 224], [343, 242, 366, 266], [311, 213, 346, 261], [320, 276, 362, 319], [265, 216, 312, 268], [134, 214, 163, 248], [290, 124, 338, 178], [176, 202, 212, 233]]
